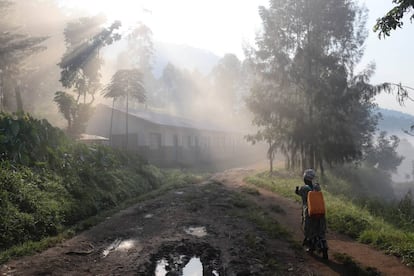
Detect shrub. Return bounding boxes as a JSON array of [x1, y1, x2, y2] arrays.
[[246, 169, 414, 266], [0, 113, 168, 253]]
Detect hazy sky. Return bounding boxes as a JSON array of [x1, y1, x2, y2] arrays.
[[359, 0, 414, 115], [57, 0, 414, 115]]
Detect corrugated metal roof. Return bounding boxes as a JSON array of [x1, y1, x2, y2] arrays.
[[78, 133, 109, 141], [98, 104, 238, 133]]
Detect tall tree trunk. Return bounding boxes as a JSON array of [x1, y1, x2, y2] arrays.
[[286, 154, 290, 170], [109, 98, 115, 146], [15, 86, 23, 113], [269, 157, 273, 174], [309, 144, 315, 169], [125, 91, 129, 151], [301, 143, 305, 171], [268, 141, 273, 173], [0, 72, 3, 112], [319, 157, 324, 177]]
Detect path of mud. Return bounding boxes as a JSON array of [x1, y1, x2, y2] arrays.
[[1, 172, 311, 275], [1, 166, 414, 275], [213, 167, 414, 276]]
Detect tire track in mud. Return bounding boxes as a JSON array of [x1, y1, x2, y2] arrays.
[[213, 167, 414, 276]]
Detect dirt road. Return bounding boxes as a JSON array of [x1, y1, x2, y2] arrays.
[[1, 167, 413, 275], [213, 168, 414, 276]]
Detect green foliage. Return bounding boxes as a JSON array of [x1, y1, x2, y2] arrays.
[[53, 91, 94, 137], [102, 69, 146, 101], [324, 165, 396, 200], [0, 233, 69, 264], [374, 0, 414, 37], [102, 68, 146, 149], [210, 53, 242, 114], [59, 18, 121, 95], [364, 131, 403, 173], [127, 23, 154, 73], [0, 113, 177, 254], [56, 16, 122, 137], [246, 169, 414, 266], [0, 1, 48, 112], [0, 164, 70, 249], [247, 0, 382, 172], [0, 112, 67, 165]]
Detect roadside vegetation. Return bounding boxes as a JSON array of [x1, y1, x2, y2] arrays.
[[0, 113, 202, 263], [246, 168, 414, 266]]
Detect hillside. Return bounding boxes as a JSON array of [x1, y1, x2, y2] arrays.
[[375, 108, 414, 184], [377, 108, 414, 134]]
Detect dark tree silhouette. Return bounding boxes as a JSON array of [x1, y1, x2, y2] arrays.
[[102, 69, 146, 149], [374, 0, 414, 37]]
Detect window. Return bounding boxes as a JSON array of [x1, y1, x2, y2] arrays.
[[149, 133, 162, 149], [195, 136, 199, 148], [187, 135, 192, 147]]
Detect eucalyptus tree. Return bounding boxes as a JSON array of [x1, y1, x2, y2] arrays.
[[0, 0, 47, 111], [127, 22, 154, 75], [159, 63, 201, 116], [126, 22, 158, 106], [247, 0, 380, 173], [59, 17, 121, 104], [210, 53, 242, 115], [53, 91, 77, 130], [55, 17, 121, 137], [365, 131, 403, 173], [102, 69, 146, 149]]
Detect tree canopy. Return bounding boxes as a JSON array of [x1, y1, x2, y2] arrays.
[[59, 17, 121, 104], [55, 16, 122, 137], [210, 53, 242, 115], [102, 69, 146, 102], [374, 0, 414, 37], [247, 0, 381, 173], [0, 0, 48, 111], [103, 69, 146, 149], [365, 131, 404, 173]]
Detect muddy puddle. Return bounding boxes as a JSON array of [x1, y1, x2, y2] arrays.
[[184, 226, 207, 237], [155, 256, 219, 275], [140, 241, 223, 275], [102, 238, 138, 258]]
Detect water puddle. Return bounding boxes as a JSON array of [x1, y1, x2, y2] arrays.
[[146, 241, 222, 275], [102, 238, 137, 258], [183, 257, 203, 275], [154, 258, 168, 275], [184, 226, 207, 237], [155, 256, 219, 276], [144, 213, 153, 219]]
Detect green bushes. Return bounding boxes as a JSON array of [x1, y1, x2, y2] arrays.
[[324, 165, 414, 232], [0, 113, 67, 166], [0, 165, 70, 249], [0, 113, 168, 252], [246, 170, 414, 266], [324, 165, 395, 200]]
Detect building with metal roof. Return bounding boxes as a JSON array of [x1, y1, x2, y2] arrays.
[[86, 104, 260, 167]]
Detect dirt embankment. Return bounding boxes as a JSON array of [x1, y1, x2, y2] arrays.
[[1, 166, 414, 275]]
